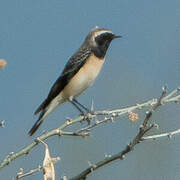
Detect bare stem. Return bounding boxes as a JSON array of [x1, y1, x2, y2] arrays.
[[16, 166, 43, 179]]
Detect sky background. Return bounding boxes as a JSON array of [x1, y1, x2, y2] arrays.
[[0, 0, 180, 180]]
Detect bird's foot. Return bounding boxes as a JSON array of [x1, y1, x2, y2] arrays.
[[80, 112, 93, 125]]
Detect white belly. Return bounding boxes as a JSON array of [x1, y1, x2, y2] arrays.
[[61, 54, 105, 99]]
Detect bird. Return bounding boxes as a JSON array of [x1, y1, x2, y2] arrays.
[[28, 27, 121, 136]]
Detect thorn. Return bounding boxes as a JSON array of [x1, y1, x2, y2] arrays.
[[162, 85, 167, 92], [0, 120, 5, 127], [91, 99, 94, 112]]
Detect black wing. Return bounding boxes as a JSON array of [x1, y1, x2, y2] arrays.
[[34, 47, 91, 114]]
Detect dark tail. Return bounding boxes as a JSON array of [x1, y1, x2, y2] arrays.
[[28, 110, 46, 136], [34, 99, 48, 115]]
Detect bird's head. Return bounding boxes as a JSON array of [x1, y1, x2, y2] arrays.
[[84, 26, 121, 58]]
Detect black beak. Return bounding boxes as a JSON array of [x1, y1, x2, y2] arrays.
[[113, 35, 122, 39]]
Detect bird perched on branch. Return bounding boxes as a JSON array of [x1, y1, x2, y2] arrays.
[[28, 27, 121, 136]]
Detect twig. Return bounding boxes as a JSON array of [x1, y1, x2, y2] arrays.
[[142, 128, 180, 140], [0, 87, 179, 171], [16, 166, 42, 179]]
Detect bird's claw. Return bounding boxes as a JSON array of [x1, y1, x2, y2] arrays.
[[80, 112, 92, 125]]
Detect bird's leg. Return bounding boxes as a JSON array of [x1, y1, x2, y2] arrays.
[[72, 98, 94, 124], [73, 98, 94, 114], [68, 99, 85, 115], [69, 98, 92, 124]]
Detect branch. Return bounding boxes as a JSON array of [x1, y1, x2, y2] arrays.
[[0, 87, 179, 171], [68, 86, 178, 180]]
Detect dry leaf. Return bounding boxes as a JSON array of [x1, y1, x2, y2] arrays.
[[38, 139, 60, 180], [37, 139, 60, 180], [42, 142, 55, 180]]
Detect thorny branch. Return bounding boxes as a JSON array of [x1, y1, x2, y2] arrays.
[[68, 86, 179, 180], [0, 87, 180, 172]]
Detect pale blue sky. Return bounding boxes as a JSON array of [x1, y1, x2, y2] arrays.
[[0, 1, 180, 180]]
